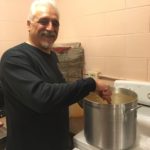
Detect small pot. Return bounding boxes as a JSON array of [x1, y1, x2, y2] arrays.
[[83, 87, 139, 150]]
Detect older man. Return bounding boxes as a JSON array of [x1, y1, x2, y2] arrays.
[[0, 0, 111, 150]]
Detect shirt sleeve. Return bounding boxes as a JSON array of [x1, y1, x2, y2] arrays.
[[0, 51, 96, 113]]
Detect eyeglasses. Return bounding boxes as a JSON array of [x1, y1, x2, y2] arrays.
[[37, 18, 60, 28]]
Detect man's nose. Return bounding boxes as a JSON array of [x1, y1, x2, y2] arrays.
[[46, 22, 54, 30]]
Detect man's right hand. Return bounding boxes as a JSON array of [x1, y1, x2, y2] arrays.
[[94, 79, 112, 104]]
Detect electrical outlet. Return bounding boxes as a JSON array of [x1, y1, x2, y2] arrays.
[[84, 71, 101, 79]]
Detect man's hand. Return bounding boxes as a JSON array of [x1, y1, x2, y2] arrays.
[[0, 121, 3, 128], [94, 79, 112, 104]]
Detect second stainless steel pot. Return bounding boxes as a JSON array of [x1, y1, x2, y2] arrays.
[[84, 87, 138, 150]]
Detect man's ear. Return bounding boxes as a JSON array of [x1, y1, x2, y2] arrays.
[[27, 20, 31, 31]]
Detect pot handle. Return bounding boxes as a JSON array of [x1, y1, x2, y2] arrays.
[[125, 104, 142, 114]]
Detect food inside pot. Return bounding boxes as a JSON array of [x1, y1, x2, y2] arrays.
[[86, 90, 136, 105]]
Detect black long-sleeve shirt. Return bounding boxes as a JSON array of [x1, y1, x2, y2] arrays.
[[0, 43, 96, 150]]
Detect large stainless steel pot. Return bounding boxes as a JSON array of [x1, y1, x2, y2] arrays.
[[84, 87, 138, 150]]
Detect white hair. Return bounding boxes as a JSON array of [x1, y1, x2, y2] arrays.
[[28, 0, 59, 20]]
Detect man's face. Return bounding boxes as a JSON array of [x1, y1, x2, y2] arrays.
[[27, 5, 59, 51]]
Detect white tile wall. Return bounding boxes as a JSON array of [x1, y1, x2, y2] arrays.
[[148, 60, 150, 80], [105, 10, 126, 35], [126, 33, 150, 57], [0, 0, 32, 57], [57, 0, 150, 82], [126, 0, 150, 8], [82, 0, 125, 14], [0, 0, 30, 21], [125, 7, 150, 34], [80, 36, 126, 57], [0, 21, 27, 41]]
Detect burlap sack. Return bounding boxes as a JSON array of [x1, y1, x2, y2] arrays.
[[53, 42, 84, 82]]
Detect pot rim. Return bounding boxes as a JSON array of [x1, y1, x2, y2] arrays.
[[83, 98, 137, 109], [84, 87, 137, 107]]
